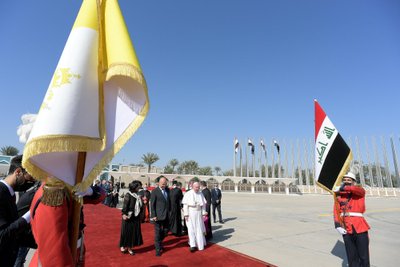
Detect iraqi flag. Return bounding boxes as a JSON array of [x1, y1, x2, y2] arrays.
[[234, 138, 240, 153], [248, 138, 255, 154], [314, 100, 352, 192]]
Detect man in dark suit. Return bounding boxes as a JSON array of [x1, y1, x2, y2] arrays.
[[200, 181, 213, 240], [211, 184, 223, 223], [169, 180, 183, 236], [150, 177, 170, 256], [0, 155, 35, 267]]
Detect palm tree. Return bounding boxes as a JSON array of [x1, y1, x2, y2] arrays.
[[179, 160, 199, 175], [214, 166, 221, 176], [169, 158, 179, 173], [0, 146, 19, 156], [163, 165, 174, 174], [142, 152, 159, 173], [198, 166, 213, 175]]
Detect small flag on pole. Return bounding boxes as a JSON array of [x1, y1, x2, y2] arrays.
[[260, 139, 266, 152], [273, 140, 280, 154], [248, 138, 255, 154], [314, 100, 352, 192], [234, 139, 240, 153]]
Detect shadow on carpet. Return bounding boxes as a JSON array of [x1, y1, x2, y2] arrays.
[[84, 204, 276, 267]]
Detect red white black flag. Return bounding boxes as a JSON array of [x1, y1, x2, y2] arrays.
[[234, 138, 240, 153], [314, 100, 352, 192], [248, 138, 255, 154]]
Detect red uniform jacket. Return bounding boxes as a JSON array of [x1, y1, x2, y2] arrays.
[[29, 184, 105, 267], [333, 185, 370, 234]]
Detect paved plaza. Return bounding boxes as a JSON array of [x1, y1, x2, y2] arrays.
[[211, 192, 400, 267], [26, 191, 399, 266]]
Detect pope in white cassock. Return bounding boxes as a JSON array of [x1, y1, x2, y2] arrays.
[[182, 182, 208, 251]]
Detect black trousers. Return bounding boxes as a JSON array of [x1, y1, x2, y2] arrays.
[[343, 231, 370, 267], [154, 219, 169, 251], [212, 203, 222, 222]]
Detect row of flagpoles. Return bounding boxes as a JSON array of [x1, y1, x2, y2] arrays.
[[233, 134, 400, 188], [233, 137, 280, 178]]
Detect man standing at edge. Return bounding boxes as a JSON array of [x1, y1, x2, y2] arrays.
[[211, 184, 223, 223], [150, 177, 170, 256], [333, 172, 370, 267]]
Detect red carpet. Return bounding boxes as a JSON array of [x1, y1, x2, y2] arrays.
[[84, 204, 275, 267]]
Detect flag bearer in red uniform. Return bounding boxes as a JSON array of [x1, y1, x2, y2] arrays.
[[333, 172, 370, 267], [29, 178, 105, 267]]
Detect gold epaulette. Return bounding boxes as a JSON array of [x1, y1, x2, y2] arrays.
[[42, 184, 68, 207]]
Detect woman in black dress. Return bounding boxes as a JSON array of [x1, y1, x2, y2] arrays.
[[119, 180, 143, 255]]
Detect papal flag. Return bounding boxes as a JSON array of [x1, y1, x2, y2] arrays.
[[314, 100, 352, 192], [22, 0, 149, 191]]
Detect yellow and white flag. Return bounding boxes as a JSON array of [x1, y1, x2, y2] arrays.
[[23, 0, 149, 190]]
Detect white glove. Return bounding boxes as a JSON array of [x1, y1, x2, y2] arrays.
[[22, 210, 31, 223], [75, 186, 93, 197], [332, 186, 341, 193], [336, 227, 347, 235]]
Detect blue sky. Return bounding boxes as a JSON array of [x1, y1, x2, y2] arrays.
[[0, 0, 399, 172]]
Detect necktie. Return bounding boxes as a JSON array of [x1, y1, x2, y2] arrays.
[[162, 190, 167, 199]]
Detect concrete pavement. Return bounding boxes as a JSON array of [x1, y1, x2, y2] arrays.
[[25, 191, 399, 266], [210, 192, 400, 267]]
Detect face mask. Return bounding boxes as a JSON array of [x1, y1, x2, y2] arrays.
[[14, 180, 35, 192]]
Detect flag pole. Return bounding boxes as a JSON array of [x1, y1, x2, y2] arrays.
[[355, 136, 366, 187], [240, 143, 243, 177], [70, 152, 86, 264], [252, 138, 255, 177], [259, 139, 262, 178], [271, 139, 275, 178], [390, 136, 400, 188], [246, 138, 249, 177], [233, 138, 236, 177], [381, 136, 393, 188]]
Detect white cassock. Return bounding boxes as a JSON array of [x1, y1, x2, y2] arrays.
[[182, 190, 207, 250]]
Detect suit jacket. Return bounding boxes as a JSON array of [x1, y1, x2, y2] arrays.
[[211, 188, 222, 205], [0, 182, 29, 267], [202, 188, 212, 214], [150, 187, 170, 221]]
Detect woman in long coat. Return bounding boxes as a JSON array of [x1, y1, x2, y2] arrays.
[[119, 180, 143, 255]]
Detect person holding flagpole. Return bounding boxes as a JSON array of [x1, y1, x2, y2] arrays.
[[29, 177, 105, 267], [333, 172, 370, 267], [20, 0, 150, 265]]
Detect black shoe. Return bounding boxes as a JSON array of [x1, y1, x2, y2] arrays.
[[219, 220, 224, 224], [155, 250, 161, 257], [190, 247, 196, 252]]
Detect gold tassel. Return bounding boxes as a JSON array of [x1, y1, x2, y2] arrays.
[[42, 183, 68, 207]]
